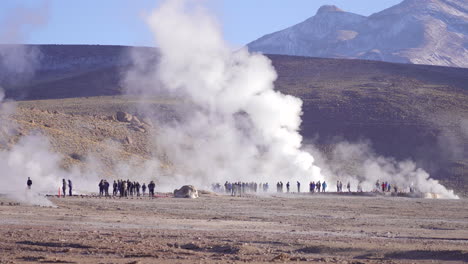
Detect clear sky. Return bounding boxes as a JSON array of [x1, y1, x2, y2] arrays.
[[0, 0, 403, 47]]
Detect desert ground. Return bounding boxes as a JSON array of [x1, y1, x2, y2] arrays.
[[0, 193, 467, 264]]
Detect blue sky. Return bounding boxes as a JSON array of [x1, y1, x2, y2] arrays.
[[0, 0, 403, 47]]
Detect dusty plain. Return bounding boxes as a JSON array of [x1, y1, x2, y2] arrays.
[[0, 193, 467, 264]]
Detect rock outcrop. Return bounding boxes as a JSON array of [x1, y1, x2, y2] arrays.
[[116, 111, 133, 122], [174, 185, 199, 199]]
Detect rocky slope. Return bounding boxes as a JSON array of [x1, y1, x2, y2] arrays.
[[248, 0, 468, 68]]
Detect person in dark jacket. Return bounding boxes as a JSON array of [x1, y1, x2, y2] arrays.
[[104, 180, 110, 196], [68, 179, 73, 196], [62, 179, 67, 197], [99, 180, 104, 196], [27, 177, 32, 189], [148, 181, 155, 197]]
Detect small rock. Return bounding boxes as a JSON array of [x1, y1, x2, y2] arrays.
[[116, 111, 133, 122]]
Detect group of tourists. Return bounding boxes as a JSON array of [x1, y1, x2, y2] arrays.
[[102, 179, 156, 198], [336, 181, 352, 192], [212, 181, 332, 194], [25, 177, 157, 197], [307, 181, 328, 193], [218, 182, 270, 196], [375, 180, 403, 193], [24, 176, 412, 197]]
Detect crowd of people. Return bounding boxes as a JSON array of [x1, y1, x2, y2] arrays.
[[25, 177, 411, 197], [273, 181, 328, 193], [212, 180, 413, 195], [212, 181, 332, 195], [99, 179, 157, 198], [214, 182, 270, 196]]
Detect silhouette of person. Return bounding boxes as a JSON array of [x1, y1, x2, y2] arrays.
[[27, 177, 32, 190], [68, 179, 73, 196]]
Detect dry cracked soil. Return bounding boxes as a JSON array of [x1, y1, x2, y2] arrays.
[[0, 193, 467, 264]]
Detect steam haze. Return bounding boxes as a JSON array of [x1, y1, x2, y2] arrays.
[[0, 0, 459, 201], [124, 0, 324, 190]]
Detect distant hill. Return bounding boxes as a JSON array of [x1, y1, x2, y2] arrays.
[[1, 44, 467, 196], [248, 0, 468, 68]]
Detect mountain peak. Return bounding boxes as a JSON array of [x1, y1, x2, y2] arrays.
[[316, 5, 344, 15]]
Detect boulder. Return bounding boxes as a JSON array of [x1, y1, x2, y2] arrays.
[[116, 111, 133, 122], [131, 116, 142, 126], [173, 185, 199, 199]]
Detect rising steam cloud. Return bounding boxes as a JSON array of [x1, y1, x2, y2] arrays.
[[125, 0, 458, 199], [125, 0, 323, 189], [0, 0, 459, 201]]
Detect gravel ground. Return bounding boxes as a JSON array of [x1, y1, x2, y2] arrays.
[[0, 193, 467, 263]]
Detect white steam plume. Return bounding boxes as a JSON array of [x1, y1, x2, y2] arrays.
[[0, 1, 72, 206], [125, 0, 458, 199], [0, 90, 103, 205], [125, 0, 323, 190], [0, 91, 59, 206], [306, 141, 458, 199]]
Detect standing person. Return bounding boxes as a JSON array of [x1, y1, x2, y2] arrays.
[[122, 180, 127, 197], [316, 181, 321, 192], [104, 180, 110, 197], [136, 182, 141, 197], [112, 180, 117, 196], [98, 180, 104, 196], [62, 179, 67, 197], [142, 183, 147, 196], [148, 181, 155, 197], [336, 181, 340, 192], [347, 182, 351, 192], [322, 181, 327, 192], [286, 182, 290, 193], [310, 181, 316, 193], [297, 181, 301, 193], [68, 179, 73, 196], [27, 177, 32, 190]]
